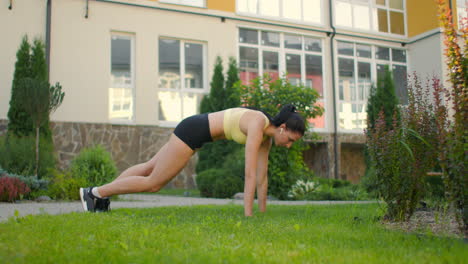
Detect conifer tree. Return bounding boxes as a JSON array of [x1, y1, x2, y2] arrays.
[[224, 57, 240, 109], [7, 36, 33, 136]]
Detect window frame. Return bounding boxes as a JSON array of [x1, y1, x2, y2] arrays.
[[236, 0, 325, 27], [159, 0, 206, 8], [157, 36, 208, 127], [334, 0, 408, 38], [237, 26, 327, 132], [335, 38, 408, 133], [109, 32, 136, 124]]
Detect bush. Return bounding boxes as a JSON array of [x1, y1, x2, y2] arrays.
[[0, 134, 56, 178], [0, 176, 30, 202], [46, 169, 86, 200], [287, 178, 368, 201], [70, 145, 117, 186], [196, 168, 243, 198], [424, 175, 445, 201]]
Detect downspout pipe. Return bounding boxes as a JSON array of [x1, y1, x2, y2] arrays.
[[46, 0, 51, 82], [329, 0, 339, 180]]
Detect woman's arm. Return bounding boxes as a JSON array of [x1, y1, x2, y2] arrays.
[[244, 115, 267, 216], [256, 138, 271, 213]]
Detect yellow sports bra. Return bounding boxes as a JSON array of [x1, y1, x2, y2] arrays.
[[223, 108, 270, 144]]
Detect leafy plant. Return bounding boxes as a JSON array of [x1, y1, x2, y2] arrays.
[[0, 176, 30, 202], [70, 145, 117, 186], [436, 0, 467, 234], [196, 168, 243, 198], [46, 169, 86, 200]]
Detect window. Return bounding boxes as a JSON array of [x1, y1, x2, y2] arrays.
[[237, 0, 322, 25], [337, 40, 407, 131], [159, 0, 206, 8], [457, 0, 467, 28], [335, 0, 406, 36], [110, 33, 134, 121], [158, 38, 206, 123], [238, 28, 325, 129]]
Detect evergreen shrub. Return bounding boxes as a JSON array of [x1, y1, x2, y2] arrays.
[[196, 168, 243, 198], [46, 169, 86, 200], [70, 145, 117, 186]]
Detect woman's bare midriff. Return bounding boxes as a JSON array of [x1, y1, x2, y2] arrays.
[[208, 110, 227, 141]]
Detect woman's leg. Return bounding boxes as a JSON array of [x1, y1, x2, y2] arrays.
[[112, 143, 167, 182], [96, 135, 194, 197]]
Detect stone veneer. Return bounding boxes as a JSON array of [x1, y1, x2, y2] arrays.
[[0, 119, 196, 189], [1, 118, 368, 185]]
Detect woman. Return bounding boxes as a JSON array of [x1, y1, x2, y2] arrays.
[[80, 104, 305, 216]]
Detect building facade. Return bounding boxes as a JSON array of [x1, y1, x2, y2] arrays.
[[0, 0, 464, 187]]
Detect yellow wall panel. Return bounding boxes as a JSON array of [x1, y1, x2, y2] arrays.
[[406, 0, 440, 37], [207, 0, 235, 13]]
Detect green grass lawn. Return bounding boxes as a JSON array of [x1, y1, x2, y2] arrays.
[[0, 204, 466, 263]]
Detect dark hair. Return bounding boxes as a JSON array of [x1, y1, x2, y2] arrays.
[[242, 104, 305, 135], [272, 104, 305, 135]]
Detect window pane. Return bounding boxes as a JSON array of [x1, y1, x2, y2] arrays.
[[389, 0, 404, 10], [111, 35, 133, 121], [286, 54, 301, 85], [390, 11, 405, 35], [338, 41, 354, 56], [159, 39, 180, 89], [336, 1, 352, 26], [356, 44, 371, 58], [306, 55, 323, 96], [358, 62, 371, 101], [393, 65, 408, 104], [238, 0, 258, 13], [283, 0, 301, 20], [259, 0, 279, 16], [376, 46, 390, 60], [303, 0, 321, 23], [305, 37, 322, 52], [377, 8, 389, 32], [185, 43, 203, 89], [284, 34, 302, 50], [263, 51, 279, 80], [261, 31, 280, 47], [239, 28, 258, 44], [111, 35, 131, 86], [338, 58, 355, 130], [338, 58, 354, 101], [353, 5, 370, 30], [392, 49, 406, 62], [158, 91, 181, 121], [240, 47, 259, 85], [182, 93, 203, 119]]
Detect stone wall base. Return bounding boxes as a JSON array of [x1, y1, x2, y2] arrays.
[[0, 119, 196, 189]]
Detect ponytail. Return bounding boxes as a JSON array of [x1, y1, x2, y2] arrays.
[[272, 104, 297, 126]]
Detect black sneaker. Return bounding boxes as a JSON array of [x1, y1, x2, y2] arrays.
[[79, 187, 97, 212], [95, 197, 111, 212]]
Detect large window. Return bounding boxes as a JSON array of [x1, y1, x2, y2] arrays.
[[239, 28, 325, 129], [237, 0, 322, 25], [335, 0, 406, 36], [337, 40, 407, 131], [158, 38, 206, 123], [110, 33, 134, 121]]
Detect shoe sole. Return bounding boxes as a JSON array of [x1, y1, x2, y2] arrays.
[[79, 188, 88, 212]]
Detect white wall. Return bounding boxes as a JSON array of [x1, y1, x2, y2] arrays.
[[0, 0, 46, 119], [407, 31, 445, 80], [50, 0, 238, 125]]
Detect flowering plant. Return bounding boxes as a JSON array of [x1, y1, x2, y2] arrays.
[[288, 179, 319, 200]]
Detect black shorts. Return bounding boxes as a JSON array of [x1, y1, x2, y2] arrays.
[[173, 113, 213, 150]]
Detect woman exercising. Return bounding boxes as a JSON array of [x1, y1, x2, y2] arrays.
[[80, 104, 305, 216]]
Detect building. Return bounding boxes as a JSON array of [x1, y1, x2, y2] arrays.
[[1, 0, 466, 187]]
